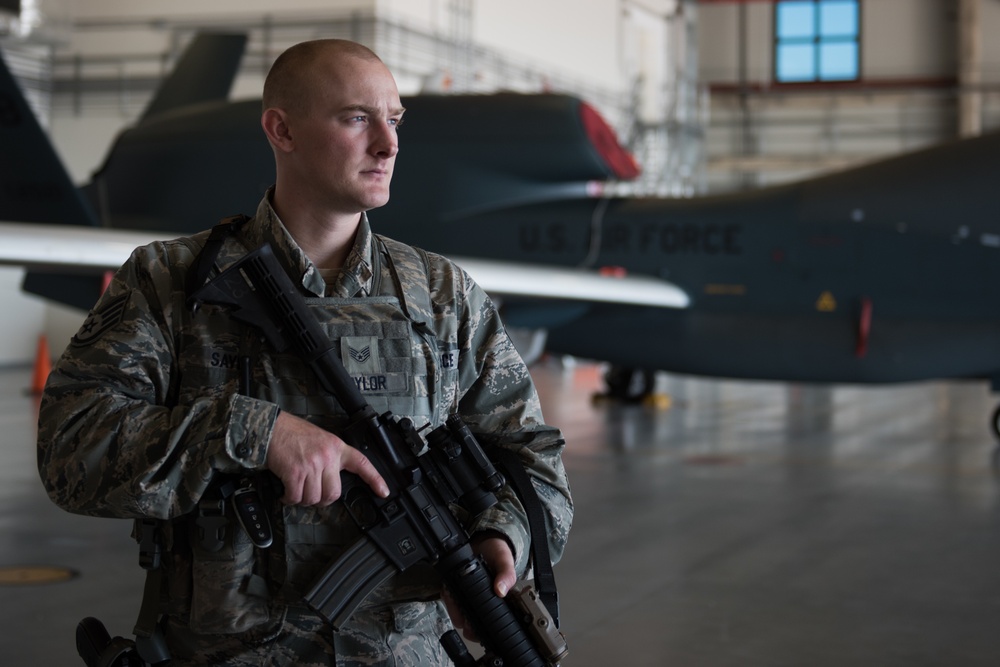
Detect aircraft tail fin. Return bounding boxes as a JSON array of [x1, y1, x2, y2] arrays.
[[1, 33, 246, 310], [139, 32, 248, 122], [0, 50, 114, 309], [0, 48, 100, 227]]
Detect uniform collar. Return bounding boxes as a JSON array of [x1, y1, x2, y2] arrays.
[[242, 190, 376, 298]]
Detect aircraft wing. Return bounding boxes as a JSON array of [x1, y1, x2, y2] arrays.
[[449, 257, 688, 308], [0, 222, 689, 308], [0, 222, 165, 273]]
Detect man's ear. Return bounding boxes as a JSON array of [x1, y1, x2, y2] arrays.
[[261, 108, 294, 152]]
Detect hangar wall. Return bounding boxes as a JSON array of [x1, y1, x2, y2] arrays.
[[699, 0, 1000, 191]]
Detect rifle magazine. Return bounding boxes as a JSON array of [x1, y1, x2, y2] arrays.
[[304, 536, 397, 630]]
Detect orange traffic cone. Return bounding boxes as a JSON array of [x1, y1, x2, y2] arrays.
[[31, 335, 52, 394]]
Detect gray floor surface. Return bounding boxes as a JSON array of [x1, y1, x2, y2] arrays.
[[3, 361, 1000, 665]]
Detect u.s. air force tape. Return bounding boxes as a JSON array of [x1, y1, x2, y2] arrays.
[[71, 292, 129, 347]]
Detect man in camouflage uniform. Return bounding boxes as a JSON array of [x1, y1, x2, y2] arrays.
[[37, 39, 572, 666]]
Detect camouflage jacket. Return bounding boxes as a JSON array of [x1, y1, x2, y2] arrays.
[[37, 194, 572, 634]]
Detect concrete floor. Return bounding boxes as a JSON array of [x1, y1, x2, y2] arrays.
[[4, 360, 1000, 665]]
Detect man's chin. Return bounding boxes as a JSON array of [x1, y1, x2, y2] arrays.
[[363, 193, 391, 211]]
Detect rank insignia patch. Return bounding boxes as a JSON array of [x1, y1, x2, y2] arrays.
[[349, 345, 372, 363], [71, 293, 129, 347]]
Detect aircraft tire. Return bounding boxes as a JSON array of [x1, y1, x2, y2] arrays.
[[597, 366, 655, 403]]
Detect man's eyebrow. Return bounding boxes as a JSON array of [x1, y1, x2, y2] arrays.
[[341, 104, 406, 116]]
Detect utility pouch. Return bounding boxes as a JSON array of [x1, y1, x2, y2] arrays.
[[188, 479, 271, 635], [189, 520, 271, 634]]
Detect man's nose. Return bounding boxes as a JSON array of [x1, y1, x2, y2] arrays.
[[371, 122, 398, 158]]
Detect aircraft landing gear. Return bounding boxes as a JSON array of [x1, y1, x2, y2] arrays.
[[593, 366, 671, 409]]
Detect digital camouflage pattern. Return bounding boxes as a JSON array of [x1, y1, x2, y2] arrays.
[[165, 603, 453, 666], [37, 193, 573, 666]]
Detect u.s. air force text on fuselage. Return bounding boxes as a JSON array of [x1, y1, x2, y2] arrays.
[[518, 223, 743, 255]]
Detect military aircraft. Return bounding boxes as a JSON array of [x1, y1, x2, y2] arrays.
[[0, 33, 686, 307], [3, 32, 1000, 433]]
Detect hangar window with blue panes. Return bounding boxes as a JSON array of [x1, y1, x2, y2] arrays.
[[775, 0, 860, 83]]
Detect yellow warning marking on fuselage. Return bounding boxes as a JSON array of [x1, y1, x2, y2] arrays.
[[0, 565, 77, 585], [816, 291, 837, 312]]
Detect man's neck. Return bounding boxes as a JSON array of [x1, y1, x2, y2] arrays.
[[271, 190, 362, 270], [286, 214, 360, 271]]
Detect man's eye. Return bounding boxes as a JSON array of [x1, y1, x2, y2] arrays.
[[389, 118, 404, 129]]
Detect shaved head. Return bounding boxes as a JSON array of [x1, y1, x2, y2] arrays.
[[263, 39, 384, 115], [259, 37, 403, 228]]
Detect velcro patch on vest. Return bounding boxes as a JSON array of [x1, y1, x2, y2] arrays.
[[341, 335, 408, 395]]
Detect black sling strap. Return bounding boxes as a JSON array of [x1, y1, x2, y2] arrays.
[[186, 215, 250, 300], [491, 447, 561, 628]]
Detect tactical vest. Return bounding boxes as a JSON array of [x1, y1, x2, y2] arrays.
[[165, 225, 459, 635]]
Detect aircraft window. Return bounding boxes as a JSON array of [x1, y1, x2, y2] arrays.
[[774, 0, 860, 84]]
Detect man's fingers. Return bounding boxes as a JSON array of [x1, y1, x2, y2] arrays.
[[472, 534, 517, 598], [319, 467, 343, 506], [493, 556, 516, 598], [267, 412, 389, 504], [299, 472, 321, 507], [279, 470, 304, 505], [281, 484, 302, 505], [342, 446, 390, 498]]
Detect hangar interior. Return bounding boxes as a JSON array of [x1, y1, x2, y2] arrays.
[[2, 0, 1000, 363], [3, 1, 1000, 665]]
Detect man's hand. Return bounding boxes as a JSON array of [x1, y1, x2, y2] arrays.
[[265, 411, 389, 506], [443, 531, 517, 640], [473, 532, 517, 598]]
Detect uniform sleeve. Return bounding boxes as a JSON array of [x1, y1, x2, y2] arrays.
[[451, 270, 573, 577], [36, 242, 280, 520]]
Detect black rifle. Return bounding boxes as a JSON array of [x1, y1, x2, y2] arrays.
[[191, 243, 567, 667]]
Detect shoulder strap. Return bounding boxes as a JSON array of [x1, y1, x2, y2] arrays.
[[186, 214, 250, 302], [491, 448, 561, 628], [375, 235, 434, 327]]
